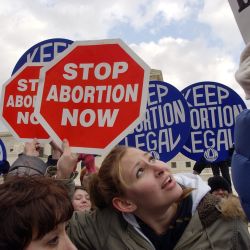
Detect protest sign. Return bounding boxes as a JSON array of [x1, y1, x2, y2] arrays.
[[12, 38, 73, 74], [0, 64, 50, 141], [228, 0, 250, 43], [120, 81, 191, 162], [0, 139, 6, 162], [34, 39, 150, 154], [181, 81, 247, 162]]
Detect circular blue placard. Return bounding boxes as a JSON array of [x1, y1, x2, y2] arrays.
[[0, 139, 7, 162], [119, 81, 191, 162], [181, 81, 247, 162], [12, 38, 73, 75]]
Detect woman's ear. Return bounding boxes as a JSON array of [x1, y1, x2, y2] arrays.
[[112, 197, 137, 213]]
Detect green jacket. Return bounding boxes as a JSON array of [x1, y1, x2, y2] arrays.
[[67, 194, 250, 250]]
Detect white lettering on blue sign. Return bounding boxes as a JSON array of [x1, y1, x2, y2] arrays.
[[124, 128, 181, 153], [184, 84, 229, 107], [181, 81, 247, 162], [190, 105, 243, 129], [122, 81, 190, 161], [135, 100, 185, 132], [26, 42, 69, 63], [183, 128, 233, 153]]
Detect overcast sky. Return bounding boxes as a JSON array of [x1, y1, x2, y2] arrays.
[[0, 0, 248, 132]]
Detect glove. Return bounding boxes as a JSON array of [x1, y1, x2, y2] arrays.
[[78, 153, 97, 173], [235, 42, 250, 99]]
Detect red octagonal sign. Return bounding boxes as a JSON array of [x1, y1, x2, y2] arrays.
[[35, 39, 150, 154], [0, 63, 49, 141]]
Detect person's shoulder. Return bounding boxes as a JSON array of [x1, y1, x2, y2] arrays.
[[71, 207, 122, 226], [8, 154, 47, 176], [197, 193, 221, 227], [197, 193, 247, 227], [69, 207, 126, 247]]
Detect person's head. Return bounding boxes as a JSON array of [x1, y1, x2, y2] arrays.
[[208, 176, 231, 199], [72, 186, 91, 212], [0, 176, 76, 250], [89, 146, 187, 216]]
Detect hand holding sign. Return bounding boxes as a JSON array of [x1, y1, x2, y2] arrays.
[[50, 140, 63, 160], [23, 138, 40, 157], [235, 42, 250, 99], [56, 139, 78, 179]]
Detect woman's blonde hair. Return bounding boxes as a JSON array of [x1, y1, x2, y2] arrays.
[[89, 145, 128, 209], [89, 145, 194, 209]]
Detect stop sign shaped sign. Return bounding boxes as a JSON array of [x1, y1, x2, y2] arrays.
[[35, 39, 150, 154], [0, 64, 49, 141]]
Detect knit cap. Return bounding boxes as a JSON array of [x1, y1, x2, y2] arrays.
[[207, 176, 231, 193]]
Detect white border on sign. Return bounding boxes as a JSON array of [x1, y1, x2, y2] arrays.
[[34, 38, 150, 154]]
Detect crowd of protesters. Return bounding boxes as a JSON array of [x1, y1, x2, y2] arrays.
[[1, 43, 250, 249], [0, 137, 249, 250]]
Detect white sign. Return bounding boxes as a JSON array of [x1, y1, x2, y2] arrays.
[[228, 0, 250, 44]]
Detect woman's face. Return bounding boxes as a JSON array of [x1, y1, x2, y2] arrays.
[[72, 189, 91, 212], [25, 222, 76, 250], [120, 147, 183, 211]]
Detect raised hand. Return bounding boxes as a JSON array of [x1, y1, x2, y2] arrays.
[[24, 139, 40, 157], [50, 140, 63, 160]]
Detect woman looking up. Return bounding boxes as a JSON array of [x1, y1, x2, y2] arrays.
[[58, 141, 250, 250]]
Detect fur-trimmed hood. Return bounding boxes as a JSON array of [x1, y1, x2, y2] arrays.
[[198, 193, 247, 228], [219, 195, 247, 221]]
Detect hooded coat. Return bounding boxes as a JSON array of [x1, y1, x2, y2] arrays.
[[232, 109, 250, 221], [67, 173, 250, 250]]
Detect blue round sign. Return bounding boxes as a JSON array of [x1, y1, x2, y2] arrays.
[[119, 81, 191, 162], [0, 139, 7, 162], [12, 38, 73, 75], [181, 81, 247, 162]]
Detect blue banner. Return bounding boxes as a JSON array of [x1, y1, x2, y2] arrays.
[[12, 38, 73, 74], [0, 139, 6, 162], [120, 81, 191, 162], [181, 81, 247, 162]]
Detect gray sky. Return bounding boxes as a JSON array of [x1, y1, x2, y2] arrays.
[[0, 0, 249, 131]]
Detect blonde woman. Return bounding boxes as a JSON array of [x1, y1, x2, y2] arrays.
[[57, 140, 250, 250]]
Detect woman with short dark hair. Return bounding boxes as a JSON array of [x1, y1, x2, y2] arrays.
[[0, 176, 76, 250]]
